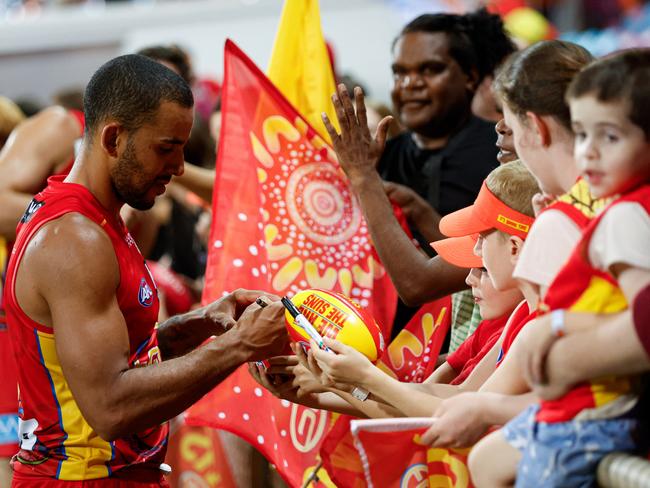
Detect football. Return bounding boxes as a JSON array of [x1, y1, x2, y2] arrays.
[[285, 289, 385, 363]]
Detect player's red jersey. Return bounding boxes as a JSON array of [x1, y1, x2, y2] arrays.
[[537, 185, 650, 423], [0, 109, 85, 458], [3, 175, 167, 482]]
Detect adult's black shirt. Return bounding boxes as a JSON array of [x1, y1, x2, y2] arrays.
[[377, 115, 499, 340]]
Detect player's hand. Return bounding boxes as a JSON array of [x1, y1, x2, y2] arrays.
[[202, 289, 281, 335], [309, 337, 374, 388], [233, 300, 288, 361], [322, 84, 392, 184], [420, 393, 488, 448], [248, 361, 296, 398]]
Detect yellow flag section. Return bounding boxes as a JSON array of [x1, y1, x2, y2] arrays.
[[267, 0, 340, 143]]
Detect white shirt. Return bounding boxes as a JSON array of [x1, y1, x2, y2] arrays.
[[513, 209, 582, 288], [589, 201, 650, 272]]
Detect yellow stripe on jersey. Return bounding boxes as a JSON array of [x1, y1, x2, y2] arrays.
[[591, 375, 635, 408], [37, 331, 112, 480], [567, 276, 631, 408], [568, 275, 627, 314]]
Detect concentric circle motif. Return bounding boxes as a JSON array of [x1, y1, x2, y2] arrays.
[[285, 163, 361, 245]]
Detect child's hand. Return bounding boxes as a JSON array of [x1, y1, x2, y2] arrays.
[[309, 336, 374, 388], [532, 192, 555, 216], [292, 343, 332, 395], [531, 380, 571, 401], [420, 393, 488, 448]]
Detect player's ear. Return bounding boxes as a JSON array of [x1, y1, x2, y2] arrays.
[[100, 123, 125, 158]]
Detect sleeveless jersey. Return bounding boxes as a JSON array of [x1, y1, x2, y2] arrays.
[[0, 109, 85, 455], [537, 184, 650, 423], [3, 175, 167, 481]]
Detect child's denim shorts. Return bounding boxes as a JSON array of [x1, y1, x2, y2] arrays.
[[503, 404, 638, 488]]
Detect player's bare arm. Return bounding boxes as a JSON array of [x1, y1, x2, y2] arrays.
[[15, 213, 287, 441]]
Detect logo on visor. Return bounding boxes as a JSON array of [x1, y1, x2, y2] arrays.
[[497, 214, 530, 233], [138, 278, 154, 307]]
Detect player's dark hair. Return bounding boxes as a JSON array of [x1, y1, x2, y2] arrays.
[[84, 54, 193, 135]]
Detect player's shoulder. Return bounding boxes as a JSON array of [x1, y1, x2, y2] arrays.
[[34, 212, 111, 251], [24, 212, 118, 284]]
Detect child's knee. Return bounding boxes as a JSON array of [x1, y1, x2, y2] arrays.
[[467, 442, 485, 485], [469, 431, 517, 488], [468, 434, 497, 487]]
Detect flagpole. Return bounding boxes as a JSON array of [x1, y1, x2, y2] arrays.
[[302, 460, 323, 488]]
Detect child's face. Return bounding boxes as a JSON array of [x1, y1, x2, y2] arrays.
[[474, 230, 517, 292], [571, 95, 650, 198], [503, 103, 567, 196], [465, 267, 523, 320]]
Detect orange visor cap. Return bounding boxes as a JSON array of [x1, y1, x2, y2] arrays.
[[431, 235, 483, 268], [439, 181, 534, 240]]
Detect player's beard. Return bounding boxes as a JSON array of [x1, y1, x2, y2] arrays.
[[110, 137, 155, 211]]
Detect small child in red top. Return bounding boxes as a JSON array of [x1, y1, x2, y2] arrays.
[[471, 49, 650, 488], [444, 267, 521, 386]]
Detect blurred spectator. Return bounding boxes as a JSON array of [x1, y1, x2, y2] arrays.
[[13, 97, 43, 118], [0, 96, 25, 148], [52, 87, 84, 112]]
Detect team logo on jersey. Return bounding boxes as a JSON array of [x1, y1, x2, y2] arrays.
[[138, 278, 154, 307], [20, 199, 45, 224]]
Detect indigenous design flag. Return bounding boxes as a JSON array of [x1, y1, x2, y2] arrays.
[[349, 418, 473, 488], [186, 39, 399, 487]]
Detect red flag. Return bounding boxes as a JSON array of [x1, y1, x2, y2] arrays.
[[348, 418, 473, 488], [186, 40, 399, 487], [202, 39, 397, 330], [165, 421, 237, 488]]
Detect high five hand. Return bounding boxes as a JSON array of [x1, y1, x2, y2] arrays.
[[322, 84, 393, 184]]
